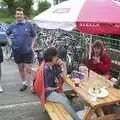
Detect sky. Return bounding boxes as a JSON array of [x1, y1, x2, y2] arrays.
[[48, 0, 54, 5]]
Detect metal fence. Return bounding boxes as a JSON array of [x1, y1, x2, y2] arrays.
[[35, 28, 120, 63], [71, 31, 120, 61], [71, 30, 120, 49], [70, 30, 120, 77]]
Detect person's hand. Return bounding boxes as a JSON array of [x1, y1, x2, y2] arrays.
[[56, 86, 63, 93], [56, 86, 60, 90], [46, 86, 60, 91], [57, 59, 67, 76], [93, 56, 100, 64], [57, 59, 64, 66]]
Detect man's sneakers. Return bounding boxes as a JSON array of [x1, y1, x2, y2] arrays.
[[20, 84, 28, 92], [0, 85, 3, 93], [20, 80, 28, 92]]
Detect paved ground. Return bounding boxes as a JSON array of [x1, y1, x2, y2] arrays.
[[0, 60, 50, 120]]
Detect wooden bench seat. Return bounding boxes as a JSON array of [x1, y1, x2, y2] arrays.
[[45, 101, 73, 120]]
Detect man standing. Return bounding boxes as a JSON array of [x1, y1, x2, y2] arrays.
[[6, 7, 36, 91]]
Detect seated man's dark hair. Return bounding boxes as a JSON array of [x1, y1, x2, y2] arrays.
[[44, 47, 58, 62]]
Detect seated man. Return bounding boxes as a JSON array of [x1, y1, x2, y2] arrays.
[[33, 47, 80, 120], [86, 40, 111, 80]]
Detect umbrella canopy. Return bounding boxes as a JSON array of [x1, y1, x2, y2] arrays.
[[34, 0, 120, 34], [77, 0, 120, 34]]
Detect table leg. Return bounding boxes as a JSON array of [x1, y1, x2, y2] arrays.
[[83, 106, 93, 120], [96, 108, 104, 117]]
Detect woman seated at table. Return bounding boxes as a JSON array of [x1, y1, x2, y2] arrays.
[[86, 40, 111, 80], [33, 47, 80, 120]]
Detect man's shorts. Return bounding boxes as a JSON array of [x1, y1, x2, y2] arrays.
[[14, 50, 34, 64], [0, 47, 3, 63]]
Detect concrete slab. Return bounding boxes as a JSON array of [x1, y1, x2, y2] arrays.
[[0, 60, 50, 120]]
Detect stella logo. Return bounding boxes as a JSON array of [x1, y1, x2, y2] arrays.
[[53, 8, 70, 13]]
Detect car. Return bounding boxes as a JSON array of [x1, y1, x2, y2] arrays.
[[0, 31, 8, 46]]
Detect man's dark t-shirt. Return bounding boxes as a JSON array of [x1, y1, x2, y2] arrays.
[[44, 64, 62, 97]]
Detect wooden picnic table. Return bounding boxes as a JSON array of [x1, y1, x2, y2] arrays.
[[65, 70, 120, 120]]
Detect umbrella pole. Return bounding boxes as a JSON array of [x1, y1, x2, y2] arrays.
[[88, 35, 92, 78], [88, 68, 90, 78]]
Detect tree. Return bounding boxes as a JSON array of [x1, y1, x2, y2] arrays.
[[2, 0, 16, 14], [2, 0, 33, 16], [37, 0, 51, 13], [0, 1, 6, 7], [16, 0, 33, 16]]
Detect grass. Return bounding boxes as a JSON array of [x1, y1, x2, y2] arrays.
[[0, 18, 15, 23], [0, 11, 15, 23]]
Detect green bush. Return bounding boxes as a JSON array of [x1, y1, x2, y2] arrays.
[[0, 11, 15, 23], [37, 1, 51, 14], [0, 18, 15, 23], [0, 11, 10, 18]]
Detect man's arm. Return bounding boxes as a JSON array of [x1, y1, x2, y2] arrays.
[[55, 60, 67, 91], [32, 38, 36, 49], [29, 23, 36, 38], [6, 25, 12, 46], [46, 86, 60, 91], [57, 59, 67, 77], [29, 23, 37, 49]]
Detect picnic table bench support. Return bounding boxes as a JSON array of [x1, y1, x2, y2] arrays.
[[97, 113, 117, 120], [83, 106, 93, 120], [95, 108, 104, 117]]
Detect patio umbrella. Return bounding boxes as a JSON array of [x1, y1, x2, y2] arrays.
[[34, 0, 120, 34], [33, 0, 120, 77]]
